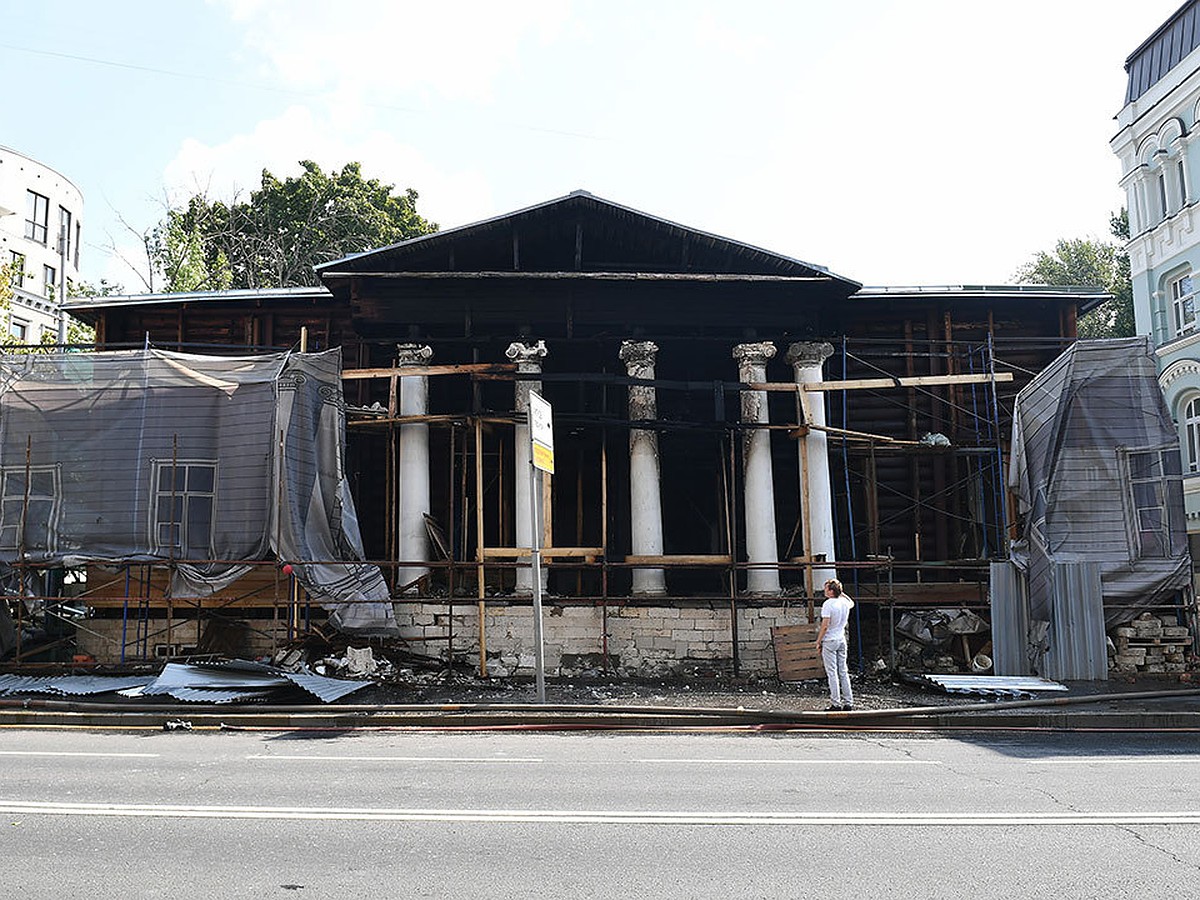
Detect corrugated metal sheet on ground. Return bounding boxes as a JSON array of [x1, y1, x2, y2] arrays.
[[45, 675, 155, 695], [136, 660, 370, 703], [912, 674, 1067, 699], [0, 675, 57, 696], [0, 660, 371, 704], [137, 662, 291, 696], [283, 670, 372, 703], [157, 687, 276, 704]]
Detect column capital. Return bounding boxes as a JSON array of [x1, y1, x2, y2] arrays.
[[506, 340, 548, 371], [785, 341, 834, 370], [619, 340, 659, 372], [396, 343, 434, 367], [732, 341, 776, 368]]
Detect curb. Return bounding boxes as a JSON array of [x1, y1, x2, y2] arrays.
[[4, 707, 1200, 732]]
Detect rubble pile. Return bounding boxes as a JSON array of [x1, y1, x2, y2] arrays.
[[892, 608, 990, 674], [1109, 613, 1193, 675]]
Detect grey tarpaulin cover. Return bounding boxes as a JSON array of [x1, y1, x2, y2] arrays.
[[0, 348, 397, 635], [1007, 337, 1189, 628]]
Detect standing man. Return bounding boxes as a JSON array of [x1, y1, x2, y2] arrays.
[[815, 578, 854, 711]]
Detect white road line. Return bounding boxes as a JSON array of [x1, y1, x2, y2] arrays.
[[1018, 758, 1200, 765], [0, 751, 160, 759], [1, 800, 1197, 826], [636, 759, 940, 766], [246, 755, 544, 763]]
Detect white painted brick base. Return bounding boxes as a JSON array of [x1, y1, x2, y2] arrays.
[[395, 601, 811, 677], [72, 602, 811, 678]]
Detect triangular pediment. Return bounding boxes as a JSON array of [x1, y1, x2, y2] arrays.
[[317, 190, 859, 287]]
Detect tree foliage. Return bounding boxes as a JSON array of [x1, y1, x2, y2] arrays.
[[151, 161, 437, 292], [1014, 209, 1134, 339]]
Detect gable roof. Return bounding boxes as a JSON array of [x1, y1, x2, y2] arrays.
[[316, 190, 860, 290]]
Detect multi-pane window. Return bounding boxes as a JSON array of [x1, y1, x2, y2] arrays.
[[0, 465, 60, 552], [8, 251, 24, 288], [9, 319, 27, 342], [1127, 449, 1180, 558], [1172, 271, 1195, 336], [43, 265, 55, 299], [58, 207, 71, 258], [1186, 397, 1200, 474], [151, 459, 217, 557], [24, 191, 48, 245]]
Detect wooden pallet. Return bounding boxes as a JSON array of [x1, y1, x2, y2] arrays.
[[771, 623, 824, 682]]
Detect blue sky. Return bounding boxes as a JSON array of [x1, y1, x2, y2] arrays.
[[0, 0, 1184, 290]]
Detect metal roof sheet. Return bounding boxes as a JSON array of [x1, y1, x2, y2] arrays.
[[159, 687, 276, 704], [284, 669, 372, 703], [909, 674, 1068, 699]]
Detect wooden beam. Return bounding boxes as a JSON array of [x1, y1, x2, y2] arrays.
[[624, 554, 733, 565], [748, 373, 1013, 393], [342, 363, 517, 380], [483, 547, 604, 560], [789, 422, 927, 446]]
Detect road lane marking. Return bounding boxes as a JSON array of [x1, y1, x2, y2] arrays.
[[245, 755, 544, 763], [2, 801, 1198, 826], [1017, 763, 1200, 768], [0, 751, 160, 759], [636, 759, 940, 765]]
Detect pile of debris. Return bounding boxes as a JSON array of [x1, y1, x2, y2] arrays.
[[1109, 613, 1193, 675], [892, 608, 991, 674], [0, 658, 373, 705]]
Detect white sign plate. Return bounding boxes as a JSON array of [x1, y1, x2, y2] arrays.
[[529, 391, 554, 474]]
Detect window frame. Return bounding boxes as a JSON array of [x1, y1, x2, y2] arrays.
[[8, 251, 25, 288], [24, 191, 48, 245], [0, 464, 62, 553], [1171, 270, 1196, 336], [1122, 447, 1181, 560], [1185, 395, 1200, 474], [58, 206, 71, 258], [149, 458, 218, 558]]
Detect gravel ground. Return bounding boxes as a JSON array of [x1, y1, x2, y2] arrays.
[[353, 672, 965, 711]]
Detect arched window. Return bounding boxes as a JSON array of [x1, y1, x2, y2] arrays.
[[1171, 270, 1195, 336], [1185, 396, 1200, 473]]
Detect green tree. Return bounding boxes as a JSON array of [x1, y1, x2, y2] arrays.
[[1014, 209, 1134, 338], [151, 161, 437, 292]]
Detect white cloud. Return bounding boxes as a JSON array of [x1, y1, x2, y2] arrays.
[[210, 0, 570, 102], [162, 103, 493, 231]]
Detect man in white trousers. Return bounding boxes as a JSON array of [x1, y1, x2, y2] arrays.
[[814, 578, 854, 711]]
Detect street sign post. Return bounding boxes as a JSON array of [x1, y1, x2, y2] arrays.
[[528, 392, 553, 702]]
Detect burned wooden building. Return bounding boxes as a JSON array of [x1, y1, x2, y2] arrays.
[[61, 192, 1104, 674]]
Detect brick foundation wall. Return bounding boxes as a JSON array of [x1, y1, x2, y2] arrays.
[[394, 601, 811, 678], [72, 602, 811, 678]]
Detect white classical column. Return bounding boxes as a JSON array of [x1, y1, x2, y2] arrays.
[[620, 340, 667, 596], [1174, 135, 1192, 207], [1120, 168, 1142, 233], [787, 341, 837, 591], [733, 341, 781, 596], [396, 343, 433, 593], [506, 340, 548, 595], [1134, 173, 1151, 232]]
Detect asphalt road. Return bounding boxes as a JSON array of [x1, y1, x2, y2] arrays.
[[2, 726, 1198, 899]]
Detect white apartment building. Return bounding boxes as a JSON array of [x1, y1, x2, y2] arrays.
[[0, 145, 83, 343]]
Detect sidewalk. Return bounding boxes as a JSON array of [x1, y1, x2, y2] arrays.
[[3, 670, 1200, 731]]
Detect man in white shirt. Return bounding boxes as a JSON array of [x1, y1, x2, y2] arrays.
[[814, 578, 854, 711]]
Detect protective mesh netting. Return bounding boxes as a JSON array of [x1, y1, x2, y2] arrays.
[[1008, 336, 1190, 626], [0, 348, 397, 636]]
